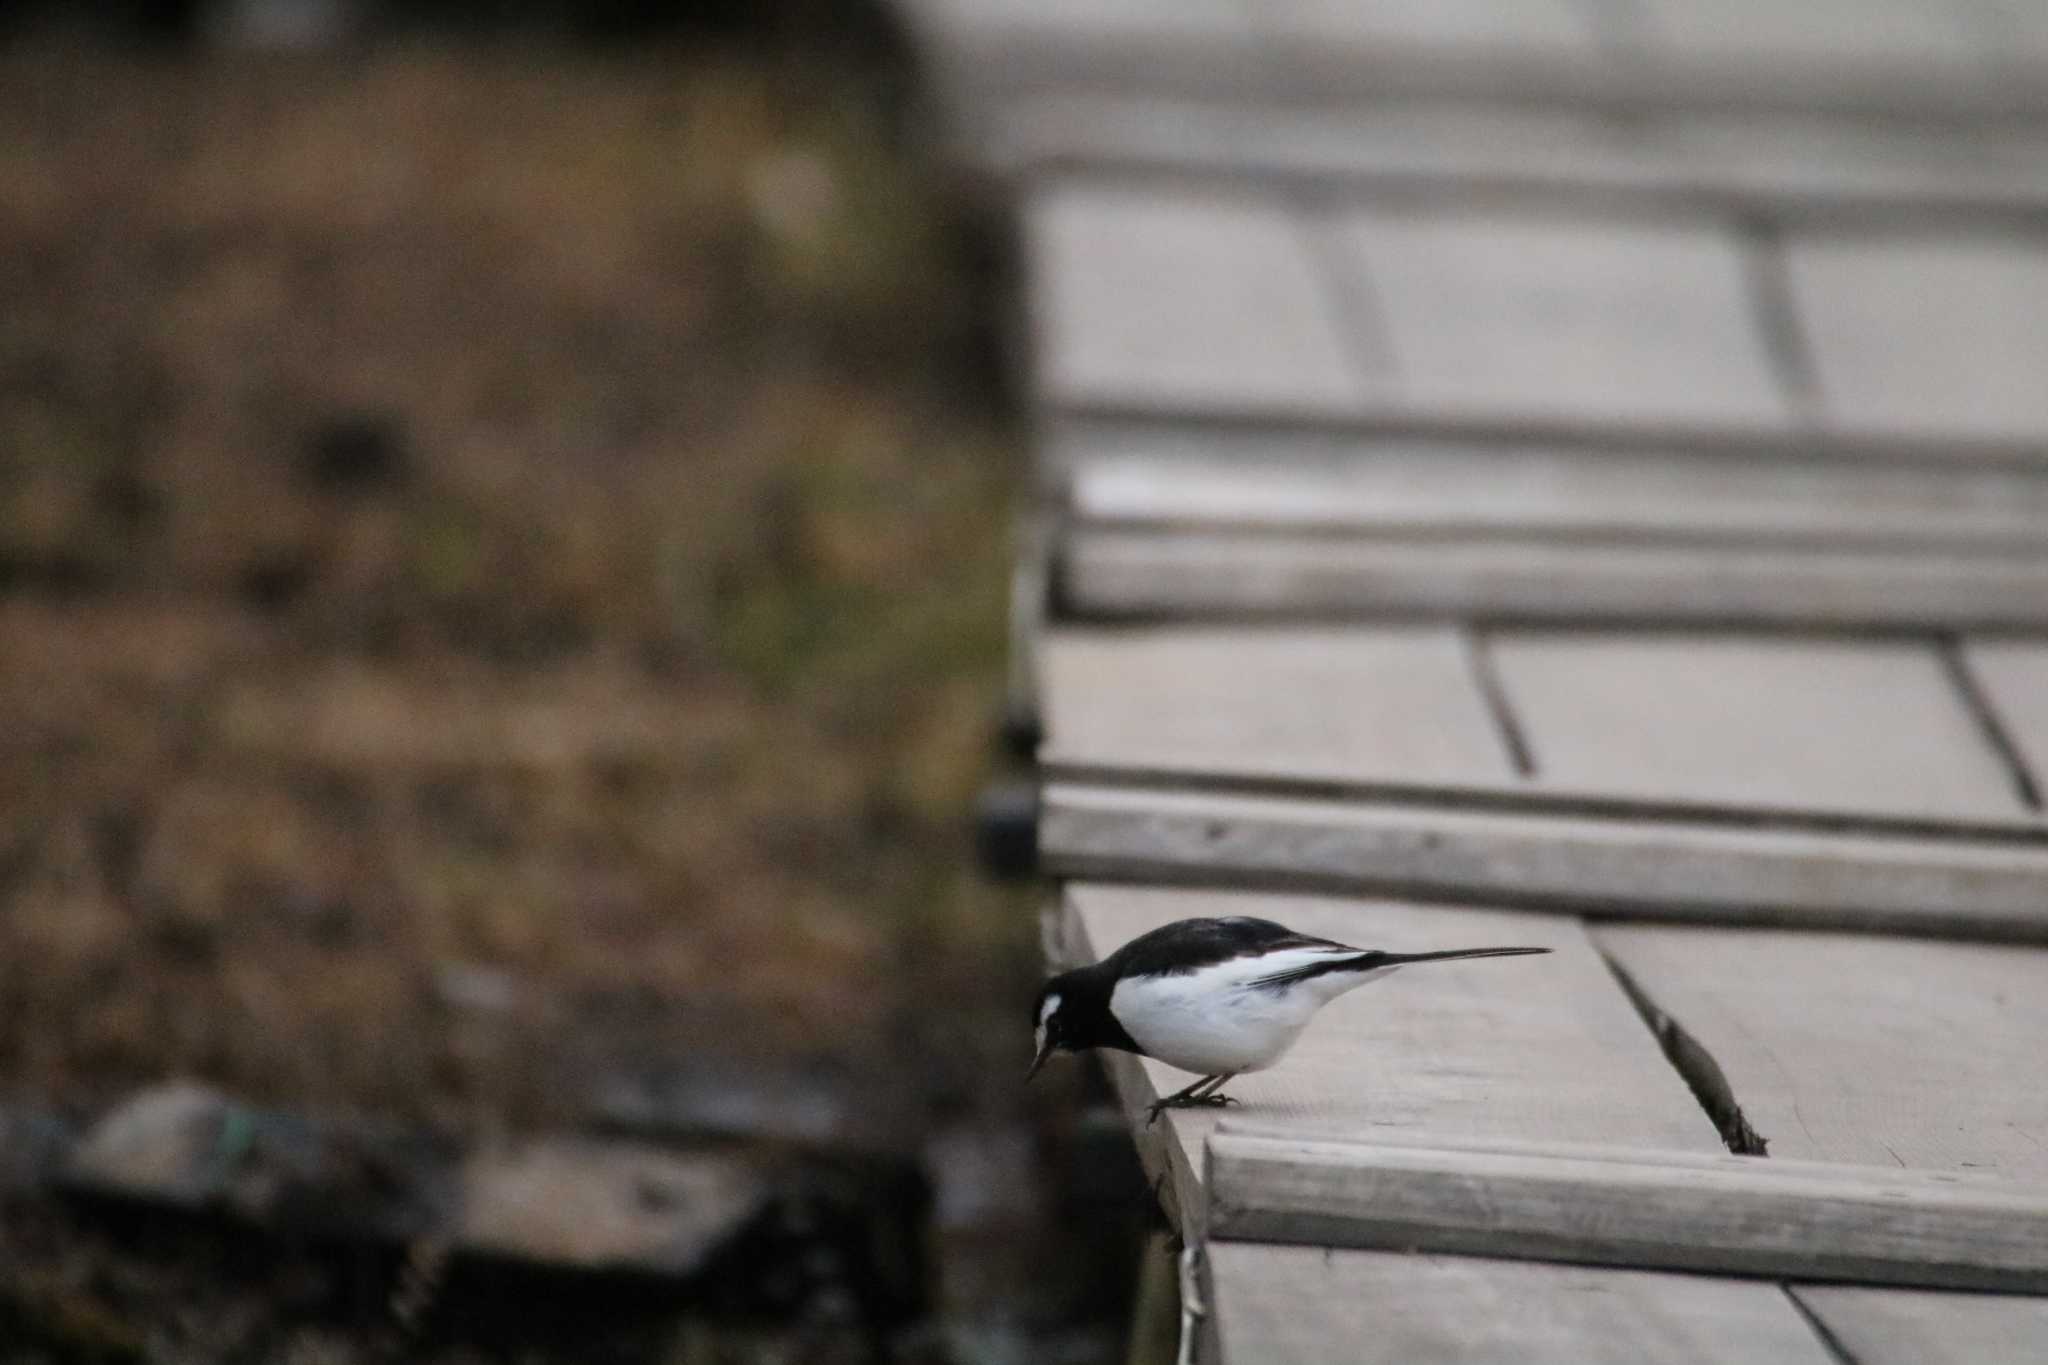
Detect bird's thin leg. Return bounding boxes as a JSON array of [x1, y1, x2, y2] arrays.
[[1147, 1075, 1221, 1126], [1147, 1072, 1243, 1125]]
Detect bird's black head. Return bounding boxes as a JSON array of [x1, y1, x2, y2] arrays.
[[1027, 969, 1084, 1081]]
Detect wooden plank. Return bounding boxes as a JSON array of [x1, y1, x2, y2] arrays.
[[1060, 885, 1721, 1240], [1027, 185, 1365, 415], [1962, 639, 2048, 787], [1634, 0, 1985, 67], [912, 0, 1252, 44], [898, 0, 1263, 97], [1786, 233, 2048, 440], [1330, 211, 1789, 428], [998, 97, 2048, 217], [904, 0, 2048, 117], [1040, 782, 2048, 940], [1674, 117, 2048, 212], [1987, 0, 2048, 67], [1489, 634, 2028, 821], [1067, 443, 2048, 546], [1059, 444, 2048, 625], [1791, 1284, 2048, 1365], [1592, 925, 2048, 1178], [1063, 528, 2048, 628], [1039, 627, 1515, 786], [1207, 1243, 1840, 1365], [1264, 0, 1601, 53], [1203, 1131, 2048, 1291]]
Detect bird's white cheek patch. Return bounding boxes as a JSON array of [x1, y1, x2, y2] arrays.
[[1035, 993, 1060, 1056]]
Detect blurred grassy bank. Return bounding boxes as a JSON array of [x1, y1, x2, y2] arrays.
[[0, 40, 1034, 1141]]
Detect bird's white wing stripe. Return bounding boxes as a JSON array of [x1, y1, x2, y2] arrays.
[[1108, 946, 1391, 1076]]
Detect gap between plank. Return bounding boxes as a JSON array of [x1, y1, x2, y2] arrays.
[[1461, 626, 1538, 779], [1939, 636, 2044, 811], [1600, 952, 1770, 1157], [1785, 1285, 1865, 1365]]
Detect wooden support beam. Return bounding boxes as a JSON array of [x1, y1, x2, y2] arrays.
[[1205, 1130, 2048, 1291], [1041, 782, 2048, 942]]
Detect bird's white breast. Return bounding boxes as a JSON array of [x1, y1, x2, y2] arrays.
[[1108, 948, 1395, 1077]]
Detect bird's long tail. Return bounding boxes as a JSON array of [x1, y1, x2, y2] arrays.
[[1250, 945, 1548, 989]]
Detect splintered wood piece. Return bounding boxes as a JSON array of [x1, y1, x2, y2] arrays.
[[1206, 1243, 1840, 1365], [1204, 1131, 2048, 1291], [1591, 925, 2048, 1179]]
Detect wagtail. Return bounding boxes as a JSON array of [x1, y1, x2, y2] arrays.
[[1028, 916, 1550, 1124]]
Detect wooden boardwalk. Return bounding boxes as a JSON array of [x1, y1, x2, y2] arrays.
[[905, 0, 2048, 1359]]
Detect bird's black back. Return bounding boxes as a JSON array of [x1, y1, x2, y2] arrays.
[[1099, 916, 1356, 980]]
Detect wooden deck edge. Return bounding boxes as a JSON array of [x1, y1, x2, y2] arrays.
[[903, 17, 2048, 122], [1040, 782, 2048, 942], [1061, 527, 2048, 628], [1203, 1130, 2048, 1292], [989, 106, 2048, 223], [1040, 394, 2048, 472], [1056, 895, 1209, 1243]]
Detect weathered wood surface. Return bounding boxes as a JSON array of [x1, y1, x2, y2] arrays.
[[992, 98, 2048, 216], [1059, 883, 1722, 1240], [1042, 625, 2038, 824], [1330, 211, 1789, 428], [1786, 233, 2048, 441], [1058, 440, 2048, 624], [903, 0, 2048, 115], [1067, 442, 2048, 545], [1592, 925, 2048, 1179], [1204, 1131, 2048, 1291], [1063, 529, 2048, 628], [1040, 627, 1516, 786], [1489, 633, 2029, 821], [1057, 436, 2048, 623], [1204, 1243, 1839, 1365], [1791, 1284, 2048, 1365], [1033, 185, 2048, 452], [1028, 185, 1362, 414], [1631, 0, 1984, 69], [1040, 782, 2048, 941], [1264, 0, 1600, 54]]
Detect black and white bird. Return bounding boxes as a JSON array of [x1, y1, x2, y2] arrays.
[[1028, 916, 1551, 1123]]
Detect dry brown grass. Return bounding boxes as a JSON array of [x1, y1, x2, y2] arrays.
[[0, 41, 1032, 1137]]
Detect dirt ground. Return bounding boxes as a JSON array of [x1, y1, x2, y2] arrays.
[[0, 34, 1090, 1362]]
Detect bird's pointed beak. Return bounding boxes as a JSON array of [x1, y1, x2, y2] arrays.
[[1027, 1034, 1055, 1082]]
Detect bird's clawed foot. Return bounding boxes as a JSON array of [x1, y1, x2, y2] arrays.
[[1144, 1092, 1239, 1126], [1145, 1075, 1241, 1126]]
